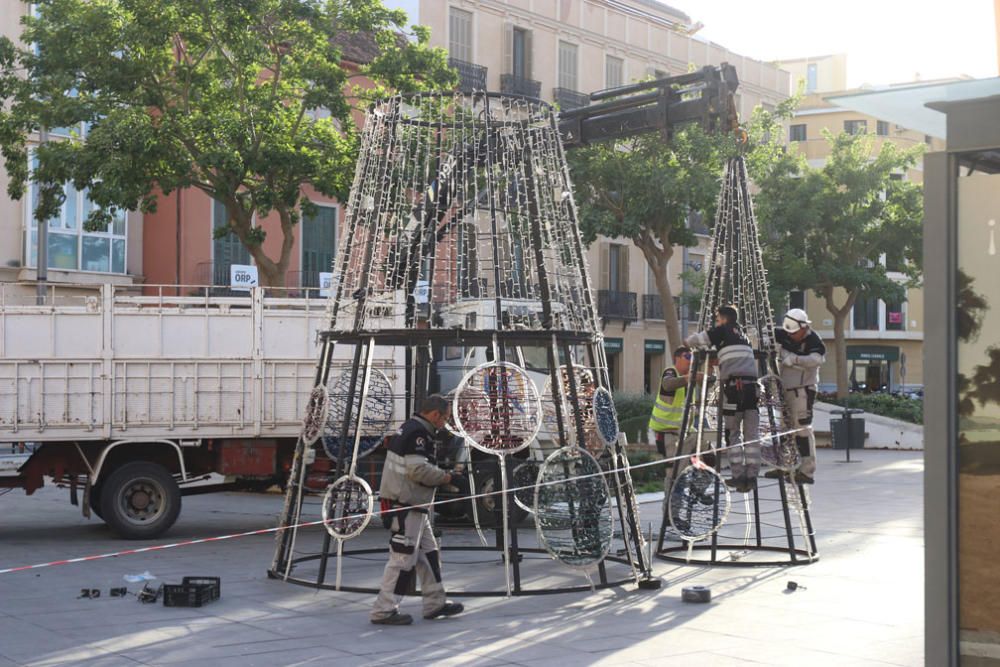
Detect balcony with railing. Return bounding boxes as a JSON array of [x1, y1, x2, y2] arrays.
[[597, 290, 638, 323], [642, 294, 664, 320], [553, 87, 590, 111], [500, 74, 542, 98], [449, 57, 487, 93]]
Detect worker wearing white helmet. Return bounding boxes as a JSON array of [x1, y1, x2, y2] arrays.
[[769, 308, 826, 484]]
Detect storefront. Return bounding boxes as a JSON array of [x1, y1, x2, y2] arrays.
[[603, 337, 623, 391], [847, 345, 900, 393], [643, 339, 666, 394]]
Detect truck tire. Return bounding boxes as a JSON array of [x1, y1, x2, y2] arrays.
[[473, 471, 527, 528], [99, 462, 181, 539]]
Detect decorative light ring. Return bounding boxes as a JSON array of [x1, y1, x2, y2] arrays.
[[302, 385, 330, 446], [592, 387, 620, 448], [453, 362, 542, 456], [535, 446, 613, 568], [541, 365, 603, 456], [322, 368, 394, 462], [321, 475, 374, 540], [668, 464, 731, 541], [511, 459, 541, 513]]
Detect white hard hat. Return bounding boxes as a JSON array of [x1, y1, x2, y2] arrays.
[[782, 308, 811, 333]]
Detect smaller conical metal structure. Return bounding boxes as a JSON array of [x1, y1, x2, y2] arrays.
[[656, 155, 818, 566]]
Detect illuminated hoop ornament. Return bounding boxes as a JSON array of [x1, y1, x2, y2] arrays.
[[453, 362, 542, 456], [512, 459, 541, 513], [322, 369, 394, 462], [301, 385, 330, 446], [321, 475, 374, 540], [592, 387, 620, 449], [542, 366, 603, 456], [453, 361, 542, 596], [668, 462, 732, 542], [535, 446, 614, 568], [757, 374, 800, 471]]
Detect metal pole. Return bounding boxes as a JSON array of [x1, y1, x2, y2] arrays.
[[36, 126, 49, 306]]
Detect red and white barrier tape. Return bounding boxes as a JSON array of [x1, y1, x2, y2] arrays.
[[0, 427, 806, 576]]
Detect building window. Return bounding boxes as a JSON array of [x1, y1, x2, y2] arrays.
[[605, 55, 624, 89], [448, 7, 473, 63], [789, 290, 805, 310], [511, 27, 530, 78], [25, 158, 127, 274], [844, 120, 868, 135], [558, 41, 578, 91], [212, 200, 251, 285], [806, 63, 818, 94], [853, 294, 879, 330], [789, 124, 807, 142], [877, 120, 890, 136], [607, 243, 628, 292], [886, 300, 905, 331], [301, 204, 337, 288]]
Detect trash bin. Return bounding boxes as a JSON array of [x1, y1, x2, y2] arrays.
[[830, 408, 865, 450]]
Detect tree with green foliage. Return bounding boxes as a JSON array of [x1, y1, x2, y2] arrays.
[[567, 101, 793, 352], [755, 131, 924, 397], [0, 0, 455, 286]]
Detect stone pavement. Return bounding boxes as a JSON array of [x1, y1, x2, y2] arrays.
[[0, 449, 923, 666]]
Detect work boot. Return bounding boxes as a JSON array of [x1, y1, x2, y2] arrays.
[[371, 611, 413, 626], [424, 601, 464, 620], [763, 469, 786, 480], [794, 472, 815, 485], [725, 477, 740, 490]]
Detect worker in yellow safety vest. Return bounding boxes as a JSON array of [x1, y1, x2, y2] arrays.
[[649, 346, 695, 459]]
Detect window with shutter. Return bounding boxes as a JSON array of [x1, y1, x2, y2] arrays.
[[449, 8, 473, 63], [558, 41, 578, 90], [605, 55, 624, 89]]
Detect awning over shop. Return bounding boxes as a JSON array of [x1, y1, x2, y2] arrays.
[[847, 345, 900, 362], [644, 339, 666, 353]]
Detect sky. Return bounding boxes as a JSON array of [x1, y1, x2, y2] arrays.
[[688, 0, 999, 87], [386, 0, 999, 88]]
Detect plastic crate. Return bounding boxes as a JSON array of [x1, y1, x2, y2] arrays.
[[162, 576, 221, 607]]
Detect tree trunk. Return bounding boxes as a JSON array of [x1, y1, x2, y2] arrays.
[[819, 285, 860, 399], [832, 312, 849, 398], [223, 200, 296, 288], [650, 260, 682, 353]]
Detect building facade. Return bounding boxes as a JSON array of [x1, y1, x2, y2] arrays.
[[776, 56, 942, 392], [406, 0, 790, 393]]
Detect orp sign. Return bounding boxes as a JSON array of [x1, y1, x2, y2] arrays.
[[230, 264, 258, 292]]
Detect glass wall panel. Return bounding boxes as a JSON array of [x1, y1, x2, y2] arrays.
[[956, 160, 1000, 660]]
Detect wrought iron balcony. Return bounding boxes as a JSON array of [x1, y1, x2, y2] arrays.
[[597, 290, 638, 322], [553, 87, 590, 111], [449, 57, 487, 92], [642, 294, 664, 320], [500, 74, 542, 98]]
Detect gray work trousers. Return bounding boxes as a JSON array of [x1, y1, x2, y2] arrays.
[[785, 387, 818, 476], [724, 411, 761, 479], [371, 509, 446, 619]]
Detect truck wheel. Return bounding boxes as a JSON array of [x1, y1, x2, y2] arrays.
[[99, 462, 181, 539], [473, 472, 527, 528]]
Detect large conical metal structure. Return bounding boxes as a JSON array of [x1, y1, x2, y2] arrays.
[[656, 156, 819, 566], [270, 91, 656, 595]]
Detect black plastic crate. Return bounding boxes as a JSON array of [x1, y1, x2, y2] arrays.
[[182, 576, 221, 600], [162, 577, 221, 607]]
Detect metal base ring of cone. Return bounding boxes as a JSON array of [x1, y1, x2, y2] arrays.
[[269, 545, 654, 597], [656, 544, 819, 568]]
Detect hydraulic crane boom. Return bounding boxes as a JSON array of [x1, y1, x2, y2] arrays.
[[558, 63, 740, 147]]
